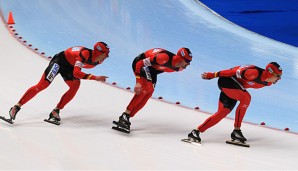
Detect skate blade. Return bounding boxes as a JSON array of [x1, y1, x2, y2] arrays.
[[112, 120, 130, 130], [181, 138, 201, 145], [112, 126, 130, 134], [226, 140, 250, 148], [44, 119, 60, 125], [0, 116, 14, 124]]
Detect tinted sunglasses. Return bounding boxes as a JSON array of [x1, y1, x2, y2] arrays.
[[183, 57, 192, 63], [268, 67, 282, 78]]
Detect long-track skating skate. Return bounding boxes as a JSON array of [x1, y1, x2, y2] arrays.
[[0, 116, 14, 124], [181, 129, 201, 145], [181, 137, 201, 145], [227, 129, 250, 147], [44, 118, 60, 125], [44, 109, 61, 125], [226, 139, 250, 147], [112, 121, 130, 134]]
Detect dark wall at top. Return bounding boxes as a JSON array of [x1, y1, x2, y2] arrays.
[[200, 0, 298, 47]]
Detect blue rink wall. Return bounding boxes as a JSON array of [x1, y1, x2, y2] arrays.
[[200, 0, 298, 47]]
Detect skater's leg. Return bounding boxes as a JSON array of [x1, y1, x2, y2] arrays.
[[18, 74, 50, 106], [7, 74, 50, 120], [7, 58, 61, 121], [233, 93, 251, 129], [18, 58, 61, 106], [114, 90, 153, 130], [44, 80, 80, 125], [129, 91, 153, 117], [56, 80, 80, 109], [126, 93, 147, 114], [221, 88, 251, 128], [126, 81, 154, 117], [198, 92, 237, 132], [221, 88, 251, 141]]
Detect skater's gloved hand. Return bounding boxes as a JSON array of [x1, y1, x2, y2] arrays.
[[134, 82, 142, 95], [95, 76, 108, 82], [201, 72, 218, 80]]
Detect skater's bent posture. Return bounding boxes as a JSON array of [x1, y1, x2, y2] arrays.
[[113, 47, 192, 133], [6, 42, 110, 125], [186, 62, 282, 143]]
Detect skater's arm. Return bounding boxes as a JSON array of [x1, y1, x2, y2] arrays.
[[73, 64, 107, 82], [239, 68, 259, 80], [202, 66, 240, 79], [73, 51, 99, 80], [153, 53, 169, 65], [216, 67, 239, 77], [73, 61, 96, 80], [134, 52, 167, 77], [134, 60, 145, 78]]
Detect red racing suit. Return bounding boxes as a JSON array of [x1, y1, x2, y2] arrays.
[[198, 65, 272, 132], [127, 48, 185, 117], [18, 46, 101, 109]]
